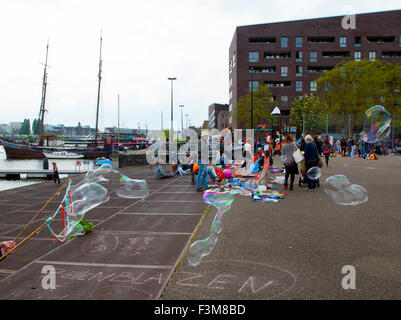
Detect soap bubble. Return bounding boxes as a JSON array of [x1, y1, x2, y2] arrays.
[[307, 166, 321, 180], [46, 165, 149, 242], [360, 105, 392, 144], [187, 190, 235, 266], [324, 175, 368, 206], [116, 174, 149, 199]]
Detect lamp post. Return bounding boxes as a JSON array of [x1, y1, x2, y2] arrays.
[[168, 77, 177, 137], [250, 67, 254, 129], [179, 105, 184, 132], [185, 114, 189, 130]]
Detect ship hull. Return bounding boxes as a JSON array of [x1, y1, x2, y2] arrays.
[[0, 139, 111, 160]]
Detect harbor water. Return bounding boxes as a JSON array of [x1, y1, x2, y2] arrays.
[[0, 145, 95, 191]]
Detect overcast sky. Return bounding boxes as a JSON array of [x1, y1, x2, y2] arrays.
[[0, 0, 399, 131]]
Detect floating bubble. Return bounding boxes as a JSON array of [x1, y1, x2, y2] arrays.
[[187, 190, 235, 266], [116, 174, 149, 199], [360, 105, 392, 144], [307, 166, 321, 180], [324, 175, 368, 206], [46, 165, 149, 242]]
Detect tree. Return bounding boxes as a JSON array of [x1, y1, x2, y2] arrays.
[[201, 121, 209, 129], [290, 94, 325, 134], [32, 119, 39, 135], [234, 85, 274, 128], [19, 119, 31, 135], [317, 59, 401, 134]]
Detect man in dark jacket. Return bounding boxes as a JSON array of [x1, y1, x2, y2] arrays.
[[304, 135, 319, 191]]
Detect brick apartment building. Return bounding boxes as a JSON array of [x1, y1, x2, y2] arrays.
[[228, 9, 401, 129], [208, 103, 229, 131]]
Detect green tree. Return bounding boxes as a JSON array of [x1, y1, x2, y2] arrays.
[[19, 119, 31, 135], [234, 85, 274, 128], [290, 94, 325, 134], [201, 121, 209, 129], [32, 119, 39, 135], [317, 59, 401, 134]]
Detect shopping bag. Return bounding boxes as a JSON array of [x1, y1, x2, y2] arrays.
[[292, 147, 304, 163]]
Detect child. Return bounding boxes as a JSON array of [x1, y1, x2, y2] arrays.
[[0, 240, 15, 259], [257, 150, 272, 184], [52, 162, 60, 185]]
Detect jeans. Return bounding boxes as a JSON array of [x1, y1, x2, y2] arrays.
[[196, 164, 209, 189], [208, 169, 216, 182], [177, 167, 190, 176]]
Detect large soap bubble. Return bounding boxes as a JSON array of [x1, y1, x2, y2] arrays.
[[324, 175, 368, 206], [360, 105, 392, 144], [187, 190, 235, 266], [46, 164, 149, 242], [307, 166, 321, 180]]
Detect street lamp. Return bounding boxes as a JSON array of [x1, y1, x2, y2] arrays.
[[179, 105, 184, 132], [250, 67, 254, 129], [185, 114, 189, 130], [168, 77, 177, 136]]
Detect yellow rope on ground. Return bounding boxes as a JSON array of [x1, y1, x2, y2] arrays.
[[13, 178, 71, 243]]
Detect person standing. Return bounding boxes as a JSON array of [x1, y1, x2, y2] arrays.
[[52, 162, 60, 185], [304, 135, 319, 191], [257, 149, 272, 185], [322, 137, 333, 167], [196, 131, 210, 192], [281, 135, 299, 190]]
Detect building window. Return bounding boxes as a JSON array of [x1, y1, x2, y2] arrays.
[[296, 81, 302, 92], [296, 51, 302, 62], [325, 83, 330, 92], [229, 78, 232, 87], [229, 104, 232, 112], [281, 96, 288, 106], [249, 52, 258, 63], [399, 36, 401, 47], [296, 66, 302, 77], [296, 95, 303, 100], [310, 51, 317, 62], [369, 51, 376, 61], [281, 66, 288, 77], [355, 36, 361, 47], [281, 37, 288, 48], [233, 53, 236, 68], [249, 80, 259, 91], [354, 51, 361, 61], [340, 37, 347, 47], [296, 37, 302, 48], [310, 81, 317, 92], [229, 90, 232, 100]]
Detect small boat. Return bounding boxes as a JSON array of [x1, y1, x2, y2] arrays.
[[44, 151, 84, 159], [94, 157, 112, 167]]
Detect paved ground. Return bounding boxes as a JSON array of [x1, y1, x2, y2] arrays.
[[0, 166, 207, 299], [161, 156, 401, 299], [0, 156, 400, 300]]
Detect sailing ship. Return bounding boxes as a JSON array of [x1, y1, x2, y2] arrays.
[[0, 37, 112, 160]]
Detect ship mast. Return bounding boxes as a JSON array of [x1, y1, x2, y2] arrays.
[[38, 41, 49, 146], [94, 32, 103, 145]]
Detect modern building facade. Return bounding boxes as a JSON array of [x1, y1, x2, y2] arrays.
[[229, 10, 401, 128], [208, 103, 229, 131]]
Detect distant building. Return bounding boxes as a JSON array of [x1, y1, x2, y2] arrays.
[[0, 124, 12, 134], [9, 122, 23, 134], [229, 9, 401, 128], [208, 103, 229, 131]]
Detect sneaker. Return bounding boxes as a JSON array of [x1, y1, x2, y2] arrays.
[[290, 185, 293, 190], [284, 185, 288, 190], [196, 187, 204, 192]]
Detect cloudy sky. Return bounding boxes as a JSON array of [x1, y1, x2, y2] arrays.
[[0, 0, 399, 131]]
